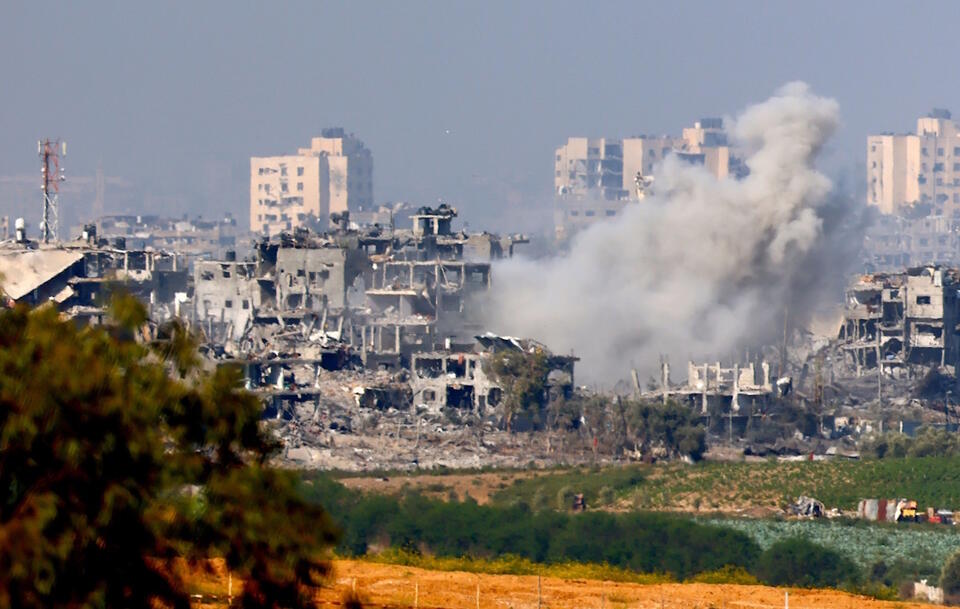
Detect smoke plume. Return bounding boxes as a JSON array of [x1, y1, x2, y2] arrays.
[[485, 83, 861, 383]]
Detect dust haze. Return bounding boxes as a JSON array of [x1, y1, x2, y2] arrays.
[[485, 83, 863, 384]]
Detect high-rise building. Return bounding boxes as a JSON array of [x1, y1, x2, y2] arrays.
[[681, 118, 732, 180], [866, 109, 960, 218], [621, 135, 684, 195], [553, 119, 738, 240], [251, 129, 373, 236], [554, 137, 626, 201]]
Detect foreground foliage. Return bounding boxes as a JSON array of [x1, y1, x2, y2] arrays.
[[0, 300, 336, 609]]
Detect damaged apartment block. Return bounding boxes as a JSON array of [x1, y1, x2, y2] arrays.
[[189, 204, 546, 426], [0, 223, 188, 326], [840, 266, 960, 377], [410, 334, 577, 416]]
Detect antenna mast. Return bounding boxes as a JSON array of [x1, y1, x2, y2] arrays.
[[39, 139, 66, 243]]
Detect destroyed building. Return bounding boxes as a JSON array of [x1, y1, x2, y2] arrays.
[[0, 223, 188, 324], [186, 204, 558, 429], [410, 334, 577, 414], [646, 360, 775, 414], [839, 266, 960, 375], [664, 361, 774, 413], [862, 214, 960, 272], [193, 205, 523, 360], [83, 213, 241, 263]]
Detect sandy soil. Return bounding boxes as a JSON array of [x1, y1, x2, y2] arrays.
[[188, 559, 945, 609]]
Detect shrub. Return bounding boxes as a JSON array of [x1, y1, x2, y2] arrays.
[[557, 485, 577, 511], [754, 537, 859, 588], [687, 565, 760, 585], [941, 549, 960, 602], [597, 486, 616, 506]]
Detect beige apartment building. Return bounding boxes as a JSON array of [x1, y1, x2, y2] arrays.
[[554, 137, 626, 201], [867, 109, 960, 218], [621, 135, 684, 195], [554, 118, 736, 240], [251, 129, 373, 236], [681, 118, 731, 180]]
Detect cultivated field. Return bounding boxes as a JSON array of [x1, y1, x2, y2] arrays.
[[339, 470, 538, 504], [189, 559, 946, 608], [344, 457, 960, 515]]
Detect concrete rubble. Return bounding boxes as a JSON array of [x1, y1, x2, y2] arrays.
[[7, 203, 960, 469]]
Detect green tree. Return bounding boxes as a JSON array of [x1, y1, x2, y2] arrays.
[[0, 299, 337, 609], [754, 537, 859, 589], [941, 548, 960, 602], [626, 400, 706, 460], [488, 350, 551, 430]]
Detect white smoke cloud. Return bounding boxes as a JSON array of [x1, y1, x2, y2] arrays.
[[484, 82, 859, 383]]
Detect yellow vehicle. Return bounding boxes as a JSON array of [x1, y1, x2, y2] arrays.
[[897, 500, 918, 522]]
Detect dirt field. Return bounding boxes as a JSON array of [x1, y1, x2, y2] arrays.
[[189, 559, 945, 609], [338, 470, 538, 504]]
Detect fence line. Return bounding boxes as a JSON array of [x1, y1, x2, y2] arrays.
[[196, 572, 917, 609]]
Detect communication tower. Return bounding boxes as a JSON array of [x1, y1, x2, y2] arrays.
[[39, 139, 66, 243]]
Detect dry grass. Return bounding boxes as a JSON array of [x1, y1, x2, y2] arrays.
[[185, 558, 946, 608]]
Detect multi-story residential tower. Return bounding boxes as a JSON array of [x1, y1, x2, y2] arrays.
[[251, 129, 373, 236], [866, 109, 960, 218]]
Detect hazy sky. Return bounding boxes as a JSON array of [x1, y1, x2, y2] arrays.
[[2, 1, 959, 232]]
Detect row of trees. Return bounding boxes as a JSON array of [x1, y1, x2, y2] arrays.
[[862, 428, 960, 459], [303, 474, 863, 588]]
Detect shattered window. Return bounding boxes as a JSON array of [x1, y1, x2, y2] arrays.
[[242, 300, 249, 309], [225, 300, 233, 308], [585, 210, 595, 217]]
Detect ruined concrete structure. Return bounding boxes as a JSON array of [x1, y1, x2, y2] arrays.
[[0, 223, 188, 324], [410, 334, 577, 414], [82, 213, 240, 263], [840, 266, 960, 375], [186, 204, 553, 424], [651, 360, 774, 413], [862, 214, 960, 272]]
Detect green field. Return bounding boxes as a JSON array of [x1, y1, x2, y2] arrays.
[[705, 517, 960, 576], [490, 457, 960, 512]]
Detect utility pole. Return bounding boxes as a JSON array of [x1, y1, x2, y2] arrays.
[[39, 139, 66, 243]]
